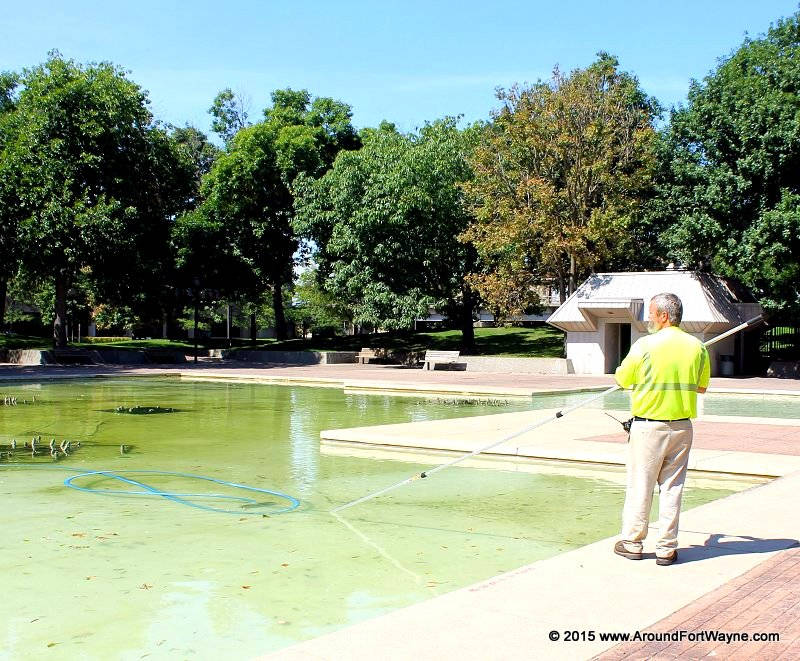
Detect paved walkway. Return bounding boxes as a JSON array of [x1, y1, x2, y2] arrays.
[[2, 361, 799, 659], [595, 546, 800, 660], [5, 360, 800, 393]]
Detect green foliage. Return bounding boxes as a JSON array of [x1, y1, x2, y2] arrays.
[[201, 122, 295, 280], [657, 14, 800, 313], [208, 88, 249, 144], [0, 69, 21, 319], [263, 325, 565, 358], [293, 118, 479, 337], [289, 268, 349, 334], [0, 53, 194, 344], [92, 304, 137, 334], [189, 87, 359, 340], [463, 53, 660, 311], [169, 125, 221, 205]]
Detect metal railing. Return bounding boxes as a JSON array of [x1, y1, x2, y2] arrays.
[[761, 323, 800, 360]]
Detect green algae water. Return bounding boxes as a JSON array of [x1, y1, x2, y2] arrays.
[[530, 389, 800, 419], [0, 378, 737, 659]]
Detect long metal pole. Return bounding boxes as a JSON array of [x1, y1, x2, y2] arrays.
[[331, 315, 763, 514]]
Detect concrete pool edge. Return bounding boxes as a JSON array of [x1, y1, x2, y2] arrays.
[[263, 470, 800, 661], [3, 365, 800, 400], [318, 408, 800, 479]]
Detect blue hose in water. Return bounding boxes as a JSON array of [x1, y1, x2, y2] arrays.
[[0, 464, 300, 515]]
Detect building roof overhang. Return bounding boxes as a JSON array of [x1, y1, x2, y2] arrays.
[[575, 298, 646, 331]]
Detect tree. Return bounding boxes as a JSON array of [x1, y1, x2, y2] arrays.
[[0, 53, 193, 346], [0, 70, 20, 327], [294, 119, 481, 349], [196, 122, 297, 340], [462, 54, 659, 313], [194, 88, 359, 340], [265, 88, 360, 174], [208, 88, 250, 144], [170, 125, 221, 205], [290, 267, 351, 337], [656, 13, 800, 314]]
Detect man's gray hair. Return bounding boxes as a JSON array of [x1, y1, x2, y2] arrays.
[[651, 292, 683, 325]]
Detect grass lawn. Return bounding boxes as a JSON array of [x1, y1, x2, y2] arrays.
[[267, 326, 565, 357], [0, 334, 53, 350], [0, 326, 565, 358]]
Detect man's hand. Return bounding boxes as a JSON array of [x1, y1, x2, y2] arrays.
[[698, 386, 707, 394]]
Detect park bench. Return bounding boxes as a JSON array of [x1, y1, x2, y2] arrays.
[[422, 350, 463, 371], [356, 347, 379, 364]]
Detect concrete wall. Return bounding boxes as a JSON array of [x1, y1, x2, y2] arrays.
[[230, 350, 357, 365], [565, 330, 606, 374], [6, 349, 48, 365], [567, 324, 732, 376], [460, 356, 573, 374], [700, 334, 735, 378]]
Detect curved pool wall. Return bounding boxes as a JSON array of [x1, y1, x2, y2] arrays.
[[0, 379, 739, 659]]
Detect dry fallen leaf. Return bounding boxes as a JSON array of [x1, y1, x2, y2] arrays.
[[241, 585, 251, 590]]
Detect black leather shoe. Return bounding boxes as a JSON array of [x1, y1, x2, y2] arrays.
[[656, 550, 678, 566], [614, 540, 643, 560]]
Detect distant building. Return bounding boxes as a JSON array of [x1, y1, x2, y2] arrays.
[[418, 284, 563, 328], [547, 271, 762, 375]]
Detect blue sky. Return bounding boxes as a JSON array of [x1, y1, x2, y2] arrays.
[[3, 1, 799, 137]]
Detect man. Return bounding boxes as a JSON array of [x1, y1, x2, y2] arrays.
[[613, 292, 710, 566]]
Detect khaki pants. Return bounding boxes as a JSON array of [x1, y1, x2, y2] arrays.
[[621, 419, 693, 557]]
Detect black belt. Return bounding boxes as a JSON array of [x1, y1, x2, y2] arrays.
[[633, 416, 689, 422]]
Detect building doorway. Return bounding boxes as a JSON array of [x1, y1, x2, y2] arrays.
[[605, 322, 632, 372]]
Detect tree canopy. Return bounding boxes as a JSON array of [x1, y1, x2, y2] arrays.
[[294, 118, 480, 347], [0, 70, 20, 326], [0, 53, 193, 345], [462, 54, 660, 314], [186, 88, 359, 340], [656, 13, 800, 314]]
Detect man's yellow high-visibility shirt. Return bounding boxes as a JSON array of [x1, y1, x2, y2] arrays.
[[614, 326, 710, 420]]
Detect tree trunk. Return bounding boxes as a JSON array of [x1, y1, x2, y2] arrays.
[[459, 284, 476, 353], [226, 303, 232, 348], [568, 254, 577, 296], [192, 298, 199, 363], [53, 274, 68, 348], [250, 312, 257, 342], [272, 280, 287, 341], [557, 265, 566, 304], [0, 277, 6, 329]]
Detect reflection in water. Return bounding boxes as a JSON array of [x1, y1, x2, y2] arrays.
[[289, 388, 319, 499], [331, 511, 424, 586]]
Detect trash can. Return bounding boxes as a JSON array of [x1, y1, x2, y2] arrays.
[[719, 355, 734, 377]]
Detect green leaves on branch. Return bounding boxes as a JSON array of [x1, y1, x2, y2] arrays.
[[462, 53, 660, 315], [294, 118, 478, 336], [0, 53, 193, 344], [657, 13, 800, 313]]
